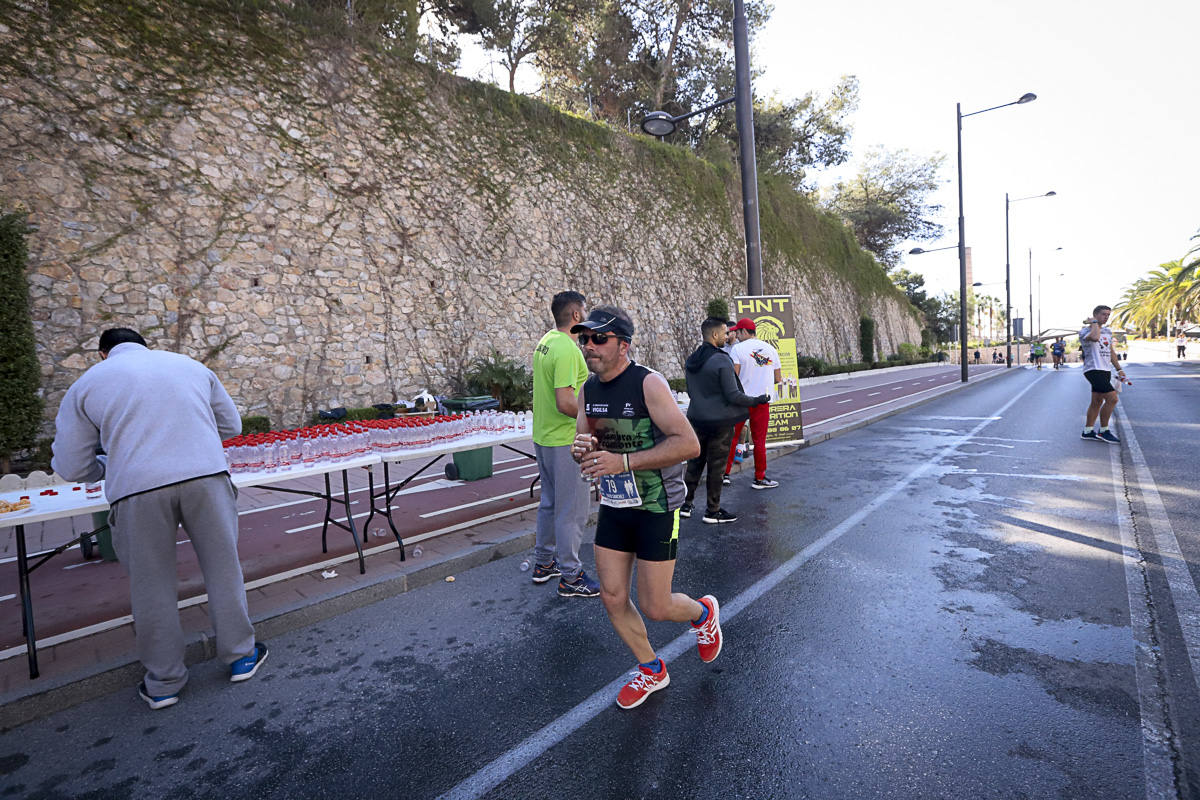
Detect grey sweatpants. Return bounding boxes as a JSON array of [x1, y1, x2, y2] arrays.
[[109, 473, 255, 696], [534, 443, 590, 578]]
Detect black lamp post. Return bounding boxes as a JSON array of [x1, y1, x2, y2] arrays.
[[1005, 191, 1056, 367], [955, 92, 1037, 382], [641, 0, 762, 295]]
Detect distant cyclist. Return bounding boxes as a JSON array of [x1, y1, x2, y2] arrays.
[[1050, 338, 1066, 369]]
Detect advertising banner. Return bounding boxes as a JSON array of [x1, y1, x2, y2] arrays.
[[732, 295, 804, 446]]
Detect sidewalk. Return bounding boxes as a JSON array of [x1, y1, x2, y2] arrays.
[[0, 362, 1020, 730]]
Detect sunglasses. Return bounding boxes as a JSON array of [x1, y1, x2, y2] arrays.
[[577, 332, 626, 346]]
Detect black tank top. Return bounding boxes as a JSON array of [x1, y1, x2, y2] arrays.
[[583, 361, 684, 513]]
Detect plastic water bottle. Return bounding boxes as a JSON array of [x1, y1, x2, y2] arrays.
[[519, 559, 531, 572], [411, 545, 423, 558]]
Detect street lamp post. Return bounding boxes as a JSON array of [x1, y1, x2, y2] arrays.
[[640, 0, 762, 295], [1005, 191, 1056, 367], [955, 92, 1038, 382]]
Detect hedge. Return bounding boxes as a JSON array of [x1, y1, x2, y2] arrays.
[[0, 212, 41, 473]]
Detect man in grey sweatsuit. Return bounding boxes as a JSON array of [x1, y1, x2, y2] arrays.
[[51, 328, 265, 708], [681, 318, 769, 524]]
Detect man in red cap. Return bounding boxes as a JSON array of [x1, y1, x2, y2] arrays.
[[725, 318, 781, 489]]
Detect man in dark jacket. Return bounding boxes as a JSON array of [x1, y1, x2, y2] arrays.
[[681, 318, 769, 524]]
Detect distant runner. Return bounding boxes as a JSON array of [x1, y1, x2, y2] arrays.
[[1079, 305, 1126, 444], [1050, 338, 1066, 369], [1031, 341, 1047, 370]]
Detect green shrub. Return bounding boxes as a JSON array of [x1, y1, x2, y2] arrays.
[[0, 211, 41, 474], [898, 342, 920, 360], [795, 356, 826, 378], [704, 298, 731, 322], [241, 415, 271, 435], [667, 377, 688, 392], [859, 317, 876, 363], [308, 406, 385, 425], [463, 350, 533, 411], [886, 353, 903, 362]]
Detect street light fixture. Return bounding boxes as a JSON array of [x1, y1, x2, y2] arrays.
[[909, 245, 957, 255], [639, 0, 762, 295], [1005, 190, 1056, 368], [954, 91, 1038, 382]]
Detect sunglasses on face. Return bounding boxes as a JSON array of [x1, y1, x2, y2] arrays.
[[577, 332, 625, 346]]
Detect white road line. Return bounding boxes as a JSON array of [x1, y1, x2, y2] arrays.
[[1109, 433, 1177, 798], [953, 471, 1084, 481], [0, 593, 15, 604], [420, 489, 531, 518], [807, 380, 986, 430], [837, 399, 854, 404], [891, 387, 904, 391], [1120, 409, 1200, 692], [436, 373, 1048, 800], [868, 392, 881, 397], [520, 473, 540, 480]]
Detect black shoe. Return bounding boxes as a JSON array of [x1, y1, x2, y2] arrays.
[[558, 570, 601, 598], [1081, 430, 1099, 441], [722, 475, 731, 486], [531, 560, 562, 584], [702, 508, 738, 524], [679, 502, 693, 518], [1098, 430, 1121, 444]]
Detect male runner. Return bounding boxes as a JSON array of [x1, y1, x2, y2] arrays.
[[1031, 340, 1046, 369], [1050, 338, 1066, 369], [1079, 305, 1126, 444], [570, 306, 722, 710]]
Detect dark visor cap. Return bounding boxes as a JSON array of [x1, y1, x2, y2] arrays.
[[570, 309, 635, 340]]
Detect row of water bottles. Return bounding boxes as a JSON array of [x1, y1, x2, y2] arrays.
[[223, 410, 532, 474]]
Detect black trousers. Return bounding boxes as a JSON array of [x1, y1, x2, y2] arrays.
[[684, 424, 737, 514]]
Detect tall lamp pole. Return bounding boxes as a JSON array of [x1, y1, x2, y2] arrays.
[[956, 92, 1038, 382], [1005, 190, 1056, 367], [640, 0, 762, 295]]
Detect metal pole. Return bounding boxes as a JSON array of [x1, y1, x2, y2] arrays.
[[1028, 247, 1034, 342], [1038, 273, 1042, 335], [1005, 193, 1012, 368], [956, 103, 968, 382], [733, 0, 763, 296]]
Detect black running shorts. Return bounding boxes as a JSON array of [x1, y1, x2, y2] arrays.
[[594, 505, 680, 562], [1084, 369, 1115, 394]]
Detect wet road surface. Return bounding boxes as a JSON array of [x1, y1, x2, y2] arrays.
[[2, 359, 1198, 799]]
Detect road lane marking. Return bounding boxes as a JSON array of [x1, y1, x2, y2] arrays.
[[837, 399, 854, 404], [437, 373, 1048, 800], [420, 489, 532, 518], [1119, 408, 1200, 692], [868, 392, 881, 397], [0, 594, 15, 604], [1109, 431, 1177, 797], [805, 375, 1008, 430], [954, 471, 1084, 481]]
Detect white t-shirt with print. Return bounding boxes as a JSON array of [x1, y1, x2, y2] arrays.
[[731, 338, 781, 397], [1078, 325, 1113, 372]]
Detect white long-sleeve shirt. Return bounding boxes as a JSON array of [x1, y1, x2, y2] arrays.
[[51, 343, 241, 503]]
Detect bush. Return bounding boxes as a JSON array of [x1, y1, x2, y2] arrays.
[[704, 298, 730, 322], [462, 350, 533, 411], [795, 356, 826, 378], [241, 415, 271, 435], [898, 342, 920, 360], [667, 377, 688, 392], [308, 406, 386, 425], [859, 317, 876, 363], [0, 211, 41, 474]]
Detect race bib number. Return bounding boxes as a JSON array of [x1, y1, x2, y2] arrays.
[[597, 471, 642, 508]]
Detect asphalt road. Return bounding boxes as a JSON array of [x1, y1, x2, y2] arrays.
[[2, 358, 1198, 799]]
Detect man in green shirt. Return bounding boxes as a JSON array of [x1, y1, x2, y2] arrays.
[[531, 291, 599, 597]]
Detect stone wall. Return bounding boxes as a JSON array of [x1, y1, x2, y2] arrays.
[[0, 4, 921, 430]]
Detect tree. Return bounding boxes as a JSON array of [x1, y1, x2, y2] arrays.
[[0, 211, 41, 474], [823, 147, 946, 269], [474, 0, 575, 93]]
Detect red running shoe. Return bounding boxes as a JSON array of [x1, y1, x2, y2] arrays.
[[616, 662, 670, 709], [693, 595, 722, 663]]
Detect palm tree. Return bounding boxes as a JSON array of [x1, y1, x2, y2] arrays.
[[1114, 227, 1200, 335]]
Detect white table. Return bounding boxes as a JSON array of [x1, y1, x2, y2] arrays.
[[0, 432, 533, 680]]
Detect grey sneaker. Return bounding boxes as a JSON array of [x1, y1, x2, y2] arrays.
[[751, 477, 779, 490], [1081, 429, 1099, 441], [558, 570, 600, 598], [1098, 430, 1121, 444], [679, 502, 694, 518], [722, 475, 731, 486], [702, 508, 738, 524]]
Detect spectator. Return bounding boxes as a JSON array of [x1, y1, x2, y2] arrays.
[[725, 318, 782, 490], [680, 318, 768, 524], [530, 291, 600, 597], [51, 328, 265, 710]]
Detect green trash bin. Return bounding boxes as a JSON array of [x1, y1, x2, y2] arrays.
[[90, 510, 119, 562], [442, 396, 500, 481]]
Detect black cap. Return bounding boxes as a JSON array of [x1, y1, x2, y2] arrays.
[[571, 309, 635, 340]]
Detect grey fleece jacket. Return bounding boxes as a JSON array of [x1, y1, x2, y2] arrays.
[[51, 343, 242, 503], [683, 342, 765, 431]]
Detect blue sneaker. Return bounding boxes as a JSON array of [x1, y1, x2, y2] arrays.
[[558, 570, 600, 598], [531, 559, 562, 584], [230, 642, 268, 683], [1098, 430, 1121, 444], [138, 682, 180, 710], [1081, 430, 1099, 441]]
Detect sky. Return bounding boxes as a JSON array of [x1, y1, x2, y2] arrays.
[[455, 0, 1198, 334]]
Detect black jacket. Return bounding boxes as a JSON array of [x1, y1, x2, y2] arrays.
[[683, 343, 766, 430]]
